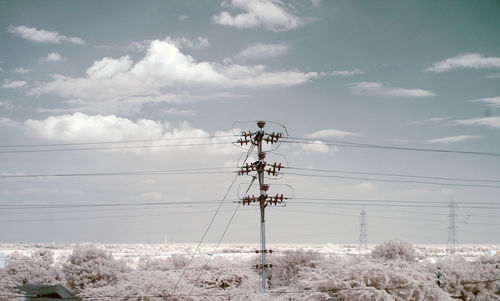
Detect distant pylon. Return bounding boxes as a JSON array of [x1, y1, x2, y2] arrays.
[[359, 205, 368, 255], [447, 195, 458, 254]]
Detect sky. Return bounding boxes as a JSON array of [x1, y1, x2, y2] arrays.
[[0, 0, 499, 245]]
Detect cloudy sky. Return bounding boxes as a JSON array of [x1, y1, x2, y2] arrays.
[[0, 0, 499, 244]]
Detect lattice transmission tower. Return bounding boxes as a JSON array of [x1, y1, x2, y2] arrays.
[[359, 205, 368, 255], [447, 195, 458, 254]]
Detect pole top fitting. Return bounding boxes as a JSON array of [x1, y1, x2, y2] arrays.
[[261, 184, 269, 191], [257, 121, 266, 129], [258, 152, 266, 160]]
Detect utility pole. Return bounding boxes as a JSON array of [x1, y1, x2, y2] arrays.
[[237, 120, 287, 292], [447, 195, 458, 255], [359, 205, 368, 255]]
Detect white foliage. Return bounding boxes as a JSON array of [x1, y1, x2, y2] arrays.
[[371, 239, 417, 262], [62, 245, 127, 293]]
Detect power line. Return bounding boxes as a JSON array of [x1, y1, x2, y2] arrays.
[[287, 166, 500, 183], [0, 141, 234, 154], [170, 143, 254, 297], [0, 135, 235, 148], [0, 167, 235, 179], [284, 137, 500, 157], [285, 172, 500, 189], [291, 197, 499, 206]]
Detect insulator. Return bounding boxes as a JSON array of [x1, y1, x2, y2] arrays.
[[258, 152, 266, 160], [261, 184, 269, 191], [257, 121, 265, 128], [238, 137, 250, 146]]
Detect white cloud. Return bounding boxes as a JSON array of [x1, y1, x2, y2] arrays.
[[126, 40, 152, 52], [310, 0, 322, 7], [305, 129, 360, 139], [234, 43, 290, 61], [43, 52, 66, 62], [455, 116, 500, 129], [24, 113, 170, 141], [485, 72, 500, 79], [0, 117, 20, 128], [141, 192, 163, 199], [179, 15, 189, 21], [331, 69, 364, 76], [0, 100, 17, 110], [300, 140, 331, 153], [14, 67, 30, 74], [162, 108, 196, 116], [29, 39, 318, 112], [348, 82, 436, 98], [425, 135, 482, 144], [164, 36, 209, 50], [213, 0, 303, 31], [468, 96, 500, 108], [2, 80, 27, 89], [23, 113, 238, 155], [425, 53, 500, 73], [128, 36, 209, 52], [7, 25, 85, 44], [407, 117, 449, 125]]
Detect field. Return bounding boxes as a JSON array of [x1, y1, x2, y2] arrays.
[[1, 242, 498, 300]]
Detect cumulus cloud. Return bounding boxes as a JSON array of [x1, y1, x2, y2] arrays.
[[305, 129, 360, 139], [455, 116, 500, 129], [348, 82, 436, 98], [128, 36, 209, 52], [164, 36, 209, 50], [331, 69, 364, 76], [425, 135, 482, 144], [426, 53, 500, 73], [43, 52, 66, 62], [300, 140, 331, 153], [234, 43, 290, 61], [0, 117, 20, 128], [7, 25, 84, 44], [24, 113, 171, 141], [468, 96, 500, 108], [2, 79, 27, 89], [213, 0, 303, 31], [14, 67, 30, 74], [29, 39, 318, 112], [22, 113, 237, 155]]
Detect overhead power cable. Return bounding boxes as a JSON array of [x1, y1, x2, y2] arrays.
[[0, 135, 235, 148], [287, 167, 500, 183], [290, 200, 500, 210], [0, 167, 235, 179], [285, 172, 500, 188], [291, 197, 499, 206], [0, 141, 234, 154], [284, 137, 500, 157]]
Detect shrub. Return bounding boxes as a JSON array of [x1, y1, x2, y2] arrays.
[[6, 249, 64, 285], [62, 245, 127, 293], [371, 239, 416, 262], [268, 250, 324, 287]]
